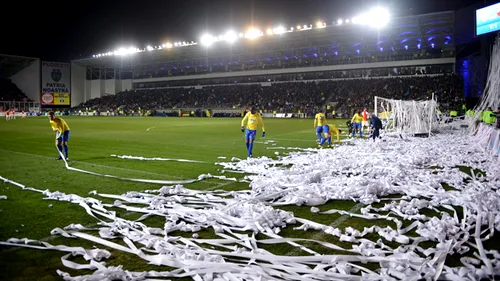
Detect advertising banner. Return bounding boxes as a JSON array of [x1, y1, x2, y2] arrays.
[[41, 61, 70, 107]]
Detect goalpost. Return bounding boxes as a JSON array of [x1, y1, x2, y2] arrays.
[[374, 94, 438, 136]]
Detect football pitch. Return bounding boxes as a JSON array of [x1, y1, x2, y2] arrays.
[[0, 116, 350, 280], [0, 116, 498, 280]]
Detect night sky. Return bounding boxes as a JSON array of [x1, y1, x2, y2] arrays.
[[0, 0, 489, 62]]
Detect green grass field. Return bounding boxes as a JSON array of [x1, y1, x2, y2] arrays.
[[0, 116, 360, 280], [0, 116, 495, 280]]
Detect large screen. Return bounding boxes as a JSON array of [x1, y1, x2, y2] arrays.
[[476, 2, 500, 36]]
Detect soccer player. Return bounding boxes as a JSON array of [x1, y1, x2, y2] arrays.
[[21, 109, 26, 119], [48, 111, 70, 160], [318, 124, 342, 147], [241, 107, 265, 158], [313, 110, 327, 143], [5, 109, 10, 121], [351, 110, 364, 137], [362, 107, 369, 133], [369, 113, 383, 141]]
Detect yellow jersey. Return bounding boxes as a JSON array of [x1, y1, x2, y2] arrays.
[[241, 112, 265, 131], [50, 117, 70, 132], [314, 113, 327, 127], [329, 125, 341, 144], [352, 113, 363, 123]]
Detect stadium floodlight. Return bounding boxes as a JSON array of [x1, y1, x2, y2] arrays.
[[224, 31, 238, 44], [147, 45, 154, 51], [266, 28, 273, 35], [297, 25, 301, 30], [346, 19, 350, 23], [337, 19, 343, 25], [245, 28, 262, 39], [174, 42, 179, 46], [316, 21, 326, 28], [352, 17, 358, 24], [162, 44, 166, 48], [200, 34, 215, 46], [238, 33, 244, 38], [367, 7, 390, 28]]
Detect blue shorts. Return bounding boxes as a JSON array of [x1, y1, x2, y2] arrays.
[[353, 123, 361, 129], [57, 130, 70, 142], [316, 126, 323, 134], [322, 124, 330, 133], [245, 129, 257, 141]]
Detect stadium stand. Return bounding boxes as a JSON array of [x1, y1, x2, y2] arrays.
[[0, 78, 31, 102], [72, 73, 464, 117]]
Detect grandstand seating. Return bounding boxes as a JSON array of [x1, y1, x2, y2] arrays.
[[73, 74, 464, 117], [0, 79, 31, 102]]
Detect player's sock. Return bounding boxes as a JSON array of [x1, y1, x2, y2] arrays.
[[327, 136, 332, 146], [360, 131, 363, 138], [248, 142, 254, 157], [64, 145, 68, 159], [319, 137, 326, 146], [316, 133, 322, 142]]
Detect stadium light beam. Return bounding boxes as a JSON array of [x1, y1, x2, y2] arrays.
[[224, 31, 238, 44], [147, 45, 154, 51], [337, 19, 343, 25], [201, 34, 215, 46], [245, 28, 263, 39]]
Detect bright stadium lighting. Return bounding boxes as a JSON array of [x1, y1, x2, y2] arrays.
[[337, 19, 343, 25], [367, 7, 390, 28], [273, 26, 286, 34], [162, 44, 166, 48], [266, 28, 273, 35], [238, 32, 244, 38], [245, 28, 262, 39], [174, 42, 179, 46], [303, 25, 308, 29], [200, 34, 215, 46], [297, 25, 301, 30], [346, 19, 350, 23], [224, 31, 238, 43], [316, 21, 326, 28], [352, 17, 358, 24], [147, 45, 154, 51]]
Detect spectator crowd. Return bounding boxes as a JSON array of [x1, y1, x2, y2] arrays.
[[73, 74, 464, 116]]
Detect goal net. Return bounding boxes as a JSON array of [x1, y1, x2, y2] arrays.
[[374, 95, 438, 136]]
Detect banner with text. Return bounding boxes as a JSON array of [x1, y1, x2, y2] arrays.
[[41, 61, 71, 107]]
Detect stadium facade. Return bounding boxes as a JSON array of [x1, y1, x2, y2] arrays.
[[0, 4, 492, 110]]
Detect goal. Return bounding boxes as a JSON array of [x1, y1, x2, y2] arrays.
[[374, 94, 438, 136]]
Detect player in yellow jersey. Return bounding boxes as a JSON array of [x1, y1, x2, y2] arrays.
[[351, 110, 364, 137], [318, 124, 342, 148], [313, 110, 328, 143], [241, 107, 265, 157], [48, 111, 70, 160]]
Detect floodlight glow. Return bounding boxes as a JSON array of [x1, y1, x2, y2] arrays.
[[238, 33, 244, 38], [368, 7, 390, 28], [346, 19, 350, 23], [174, 42, 179, 46], [352, 17, 358, 24], [147, 45, 153, 51], [200, 34, 215, 46], [297, 25, 301, 30], [266, 28, 273, 35], [273, 26, 286, 34], [316, 21, 326, 28], [337, 19, 343, 25], [245, 28, 262, 39], [303, 25, 308, 29], [224, 31, 238, 43]]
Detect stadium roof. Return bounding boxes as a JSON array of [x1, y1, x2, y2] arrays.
[[0, 54, 38, 78], [72, 11, 455, 71]]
